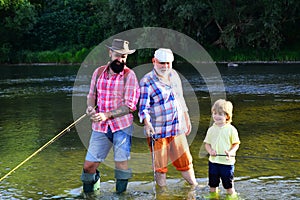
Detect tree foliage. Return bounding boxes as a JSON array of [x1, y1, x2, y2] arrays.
[[0, 0, 37, 62], [0, 0, 299, 63]]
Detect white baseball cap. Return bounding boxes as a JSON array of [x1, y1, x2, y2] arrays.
[[154, 48, 174, 62]]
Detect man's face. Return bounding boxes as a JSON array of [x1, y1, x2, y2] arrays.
[[110, 50, 128, 63], [153, 58, 172, 76]]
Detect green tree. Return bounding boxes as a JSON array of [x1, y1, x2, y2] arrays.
[[207, 0, 300, 51], [1, 0, 299, 63], [29, 0, 109, 51], [0, 0, 37, 62]]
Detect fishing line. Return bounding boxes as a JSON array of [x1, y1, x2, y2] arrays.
[[0, 113, 87, 182]]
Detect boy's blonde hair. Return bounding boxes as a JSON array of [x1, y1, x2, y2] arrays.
[[211, 99, 233, 123]]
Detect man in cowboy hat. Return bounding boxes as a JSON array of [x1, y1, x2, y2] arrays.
[[81, 39, 140, 194]]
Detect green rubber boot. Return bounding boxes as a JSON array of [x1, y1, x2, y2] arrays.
[[115, 168, 132, 194], [225, 193, 239, 200], [80, 170, 100, 193], [204, 191, 220, 199]]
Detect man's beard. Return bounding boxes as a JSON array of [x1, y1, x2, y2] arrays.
[[154, 66, 171, 78], [154, 66, 172, 85], [110, 59, 125, 73]]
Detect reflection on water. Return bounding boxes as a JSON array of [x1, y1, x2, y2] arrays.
[[1, 64, 300, 97], [0, 64, 299, 199], [179, 63, 300, 95]]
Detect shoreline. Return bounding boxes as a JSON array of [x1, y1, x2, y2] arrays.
[[0, 62, 81, 66], [1, 60, 300, 66], [217, 60, 300, 65]]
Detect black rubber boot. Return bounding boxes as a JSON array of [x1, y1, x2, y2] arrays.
[[116, 179, 129, 194], [80, 170, 100, 193], [115, 168, 132, 194]]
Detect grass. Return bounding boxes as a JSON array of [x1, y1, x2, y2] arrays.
[[1, 46, 300, 64], [206, 47, 300, 62]]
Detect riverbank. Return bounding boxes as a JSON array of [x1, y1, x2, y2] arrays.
[[217, 60, 300, 65], [1, 60, 300, 67], [1, 46, 299, 66]]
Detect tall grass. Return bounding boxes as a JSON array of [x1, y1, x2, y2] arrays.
[[13, 48, 92, 64], [1, 47, 300, 64], [207, 47, 300, 62]]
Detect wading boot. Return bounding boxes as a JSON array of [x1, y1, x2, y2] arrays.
[[80, 169, 100, 193], [115, 168, 132, 194]]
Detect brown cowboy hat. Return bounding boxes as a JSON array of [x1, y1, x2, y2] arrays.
[[106, 39, 136, 54]]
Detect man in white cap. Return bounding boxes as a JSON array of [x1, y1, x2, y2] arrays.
[[81, 39, 140, 194], [139, 48, 198, 191]]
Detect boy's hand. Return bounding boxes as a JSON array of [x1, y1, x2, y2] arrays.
[[209, 149, 217, 156], [225, 150, 232, 160]]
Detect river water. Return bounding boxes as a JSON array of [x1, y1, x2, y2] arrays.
[[0, 64, 299, 199]]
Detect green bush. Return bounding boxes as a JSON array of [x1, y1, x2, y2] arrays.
[[74, 48, 90, 63], [0, 43, 12, 63], [59, 51, 73, 63], [37, 51, 59, 63]]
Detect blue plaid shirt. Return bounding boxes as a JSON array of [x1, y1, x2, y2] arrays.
[[139, 69, 181, 139]]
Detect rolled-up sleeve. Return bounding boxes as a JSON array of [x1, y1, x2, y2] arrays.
[[87, 68, 99, 99], [124, 70, 140, 111], [138, 78, 151, 123]]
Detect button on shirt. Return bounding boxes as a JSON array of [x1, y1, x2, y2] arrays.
[[139, 69, 188, 139], [87, 65, 140, 133]]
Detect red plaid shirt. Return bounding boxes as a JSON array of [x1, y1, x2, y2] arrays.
[[87, 65, 140, 133]]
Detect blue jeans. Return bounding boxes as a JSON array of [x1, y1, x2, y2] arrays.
[[85, 125, 133, 162]]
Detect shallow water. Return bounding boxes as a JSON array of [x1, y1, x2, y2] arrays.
[[0, 64, 299, 199]]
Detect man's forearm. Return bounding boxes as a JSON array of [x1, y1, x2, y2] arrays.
[[110, 105, 130, 118], [87, 102, 131, 118], [87, 97, 96, 107]]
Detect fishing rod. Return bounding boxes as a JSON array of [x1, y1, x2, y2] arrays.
[[199, 143, 299, 162], [150, 133, 157, 199], [215, 154, 300, 162], [0, 113, 87, 182]]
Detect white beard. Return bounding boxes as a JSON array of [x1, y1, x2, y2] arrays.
[[154, 66, 171, 84], [154, 66, 171, 77]]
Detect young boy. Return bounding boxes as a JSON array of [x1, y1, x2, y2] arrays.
[[204, 99, 240, 198]]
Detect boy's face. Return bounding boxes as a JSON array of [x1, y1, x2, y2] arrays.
[[212, 111, 227, 126]]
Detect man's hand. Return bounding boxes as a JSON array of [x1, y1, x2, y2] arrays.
[[90, 112, 111, 122], [86, 106, 96, 116], [144, 120, 155, 137], [184, 111, 192, 136], [185, 120, 191, 136]]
